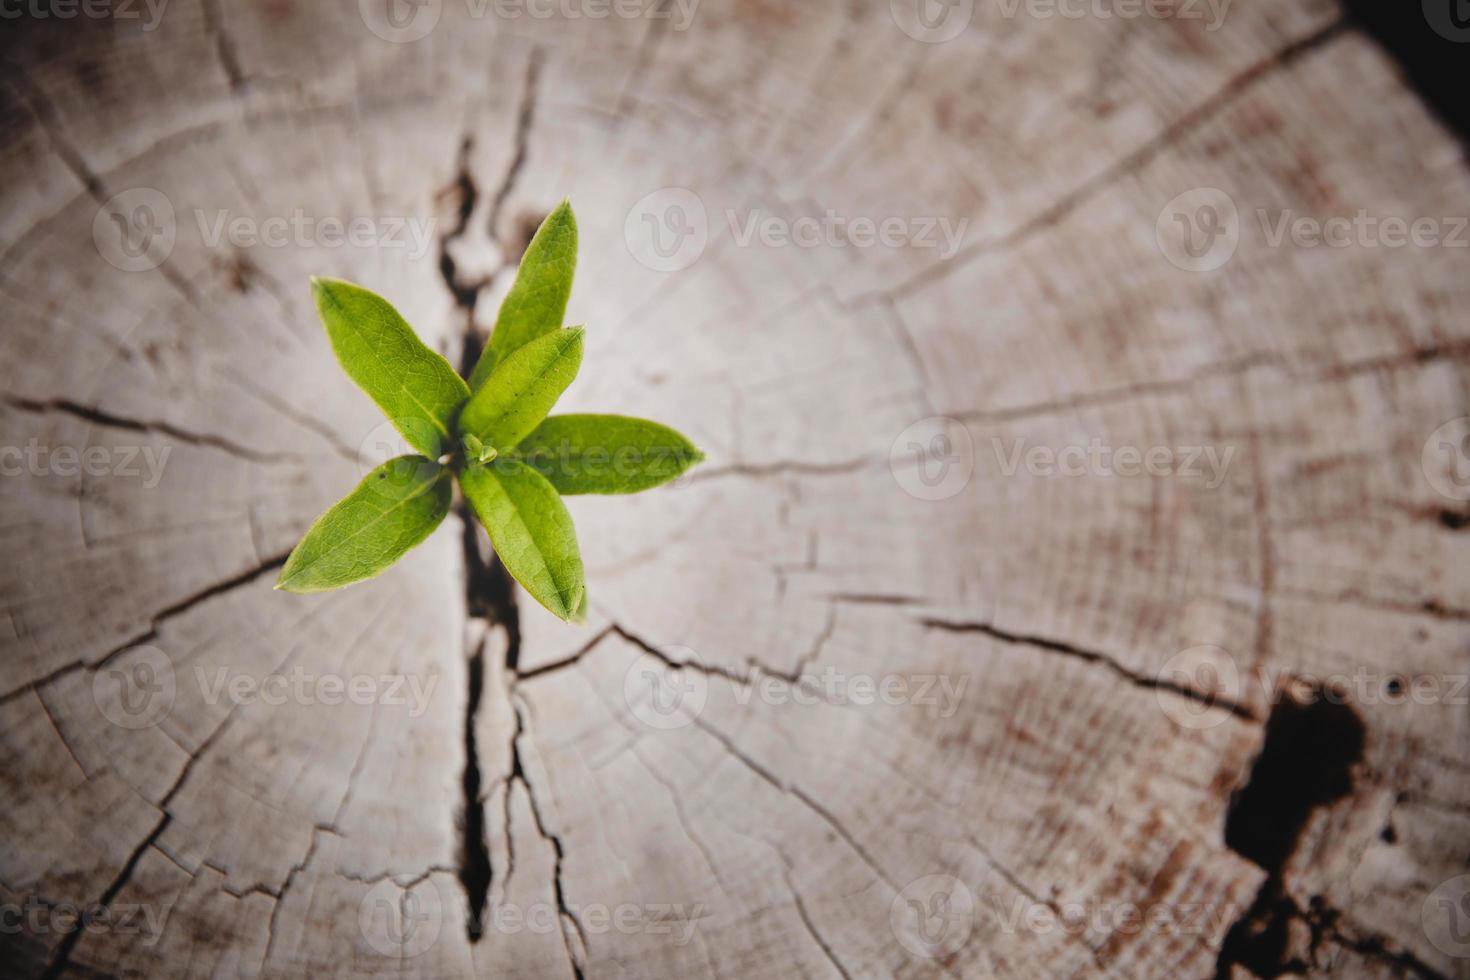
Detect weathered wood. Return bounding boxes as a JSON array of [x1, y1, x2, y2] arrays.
[[1, 1, 1467, 977]]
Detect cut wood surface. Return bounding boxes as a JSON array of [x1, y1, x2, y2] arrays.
[[1, 1, 1467, 977]]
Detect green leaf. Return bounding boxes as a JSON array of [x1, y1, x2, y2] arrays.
[[457, 328, 584, 452], [460, 458, 586, 622], [312, 277, 470, 458], [513, 414, 704, 494], [468, 201, 578, 391], [277, 456, 452, 594]]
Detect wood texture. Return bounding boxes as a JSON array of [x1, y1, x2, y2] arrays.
[[1, 1, 1467, 977]]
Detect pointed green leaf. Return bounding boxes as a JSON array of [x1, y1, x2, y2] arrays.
[[277, 456, 452, 594], [468, 201, 578, 390], [457, 328, 584, 452], [460, 458, 586, 622], [513, 414, 704, 495], [312, 277, 470, 458]]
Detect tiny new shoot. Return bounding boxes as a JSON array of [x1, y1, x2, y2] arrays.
[[276, 201, 704, 622]]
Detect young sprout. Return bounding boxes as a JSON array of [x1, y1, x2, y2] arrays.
[[275, 202, 703, 622]]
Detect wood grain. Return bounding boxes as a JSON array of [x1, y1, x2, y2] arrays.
[[1, 1, 1466, 977]]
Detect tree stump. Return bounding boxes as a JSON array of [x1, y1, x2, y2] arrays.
[[2, 1, 1467, 977]]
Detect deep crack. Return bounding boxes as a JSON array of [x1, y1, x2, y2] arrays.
[[922, 616, 1258, 722], [439, 70, 539, 938], [438, 136, 481, 310], [457, 632, 494, 941], [4, 395, 307, 465]]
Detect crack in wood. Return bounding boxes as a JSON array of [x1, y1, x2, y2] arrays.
[[515, 625, 616, 681], [780, 861, 855, 980], [921, 616, 1259, 722], [261, 823, 339, 965], [690, 714, 904, 896], [457, 630, 495, 941], [437, 52, 553, 944], [39, 711, 241, 979], [3, 396, 310, 465], [0, 549, 290, 705], [504, 695, 588, 979]]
